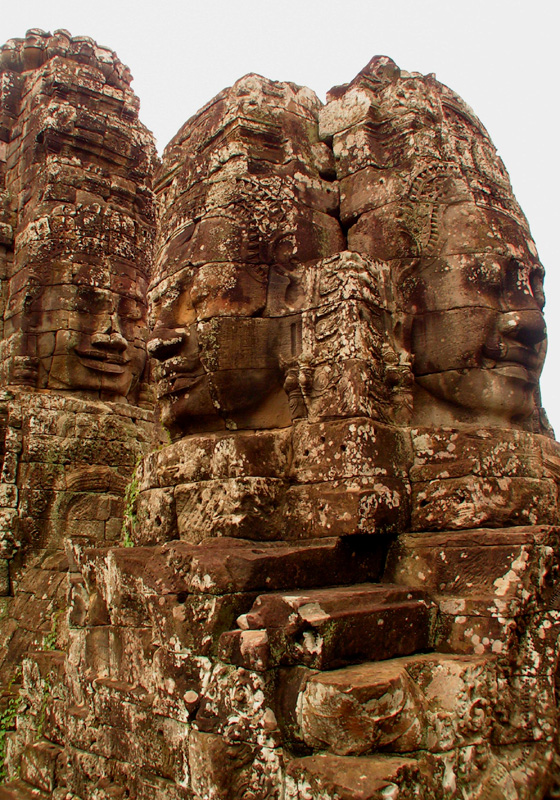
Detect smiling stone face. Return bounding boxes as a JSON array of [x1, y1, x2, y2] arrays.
[[319, 56, 550, 432], [3, 246, 150, 400], [0, 36, 156, 403], [38, 278, 148, 397], [404, 209, 547, 427]]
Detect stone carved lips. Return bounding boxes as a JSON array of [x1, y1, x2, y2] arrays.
[[75, 325, 131, 375], [481, 310, 546, 384], [52, 330, 143, 396], [150, 349, 206, 400], [74, 346, 129, 375]]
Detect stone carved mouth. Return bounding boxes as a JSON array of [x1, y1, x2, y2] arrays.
[[75, 349, 129, 374], [481, 341, 542, 382], [155, 357, 206, 399]]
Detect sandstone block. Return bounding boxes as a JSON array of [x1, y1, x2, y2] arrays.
[[387, 526, 560, 606], [318, 88, 376, 139], [299, 660, 424, 755], [175, 477, 286, 543], [285, 753, 423, 800], [137, 427, 291, 490], [412, 476, 557, 531], [283, 478, 410, 539], [298, 654, 496, 756], [339, 167, 407, 225], [134, 487, 177, 545], [410, 428, 554, 482], [220, 584, 435, 670], [0, 559, 9, 595], [162, 536, 387, 595], [347, 204, 415, 261], [147, 591, 256, 655], [435, 596, 519, 656]]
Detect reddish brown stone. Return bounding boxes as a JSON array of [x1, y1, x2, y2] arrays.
[[220, 584, 436, 670], [0, 34, 557, 800], [285, 753, 423, 800]]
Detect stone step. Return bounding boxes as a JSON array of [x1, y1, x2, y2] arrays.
[[385, 526, 560, 655], [219, 583, 436, 670], [0, 780, 50, 799], [291, 652, 496, 755], [87, 534, 389, 599], [73, 536, 390, 636], [385, 526, 556, 603], [285, 753, 423, 800]]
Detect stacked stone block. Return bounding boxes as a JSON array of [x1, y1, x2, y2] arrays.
[[0, 34, 557, 800]]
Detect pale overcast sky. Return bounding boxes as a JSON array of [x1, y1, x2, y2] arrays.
[[3, 0, 560, 429]]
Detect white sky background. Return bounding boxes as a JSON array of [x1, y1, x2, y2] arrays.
[[3, 0, 560, 429]]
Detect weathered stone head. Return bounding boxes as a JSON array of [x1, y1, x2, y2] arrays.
[[0, 30, 157, 571], [148, 74, 345, 438], [400, 180, 547, 428], [0, 29, 156, 402], [322, 56, 548, 431]]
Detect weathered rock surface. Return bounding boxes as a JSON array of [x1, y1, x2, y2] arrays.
[[0, 27, 159, 799], [0, 28, 557, 800]]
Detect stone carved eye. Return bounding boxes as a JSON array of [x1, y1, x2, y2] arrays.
[[503, 259, 545, 310], [76, 286, 111, 314], [118, 296, 144, 322]]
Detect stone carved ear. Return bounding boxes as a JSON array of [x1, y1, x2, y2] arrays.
[[9, 355, 39, 388], [280, 356, 308, 421], [404, 165, 471, 258]]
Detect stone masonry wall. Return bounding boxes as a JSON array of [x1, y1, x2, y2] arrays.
[[0, 30, 558, 800]]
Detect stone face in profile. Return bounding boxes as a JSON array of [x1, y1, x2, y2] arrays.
[[148, 262, 290, 435], [149, 74, 345, 438], [408, 246, 546, 426]]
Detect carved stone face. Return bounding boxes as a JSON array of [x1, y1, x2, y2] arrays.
[[11, 265, 148, 399], [147, 264, 290, 437], [46, 284, 147, 397], [147, 267, 216, 432], [406, 206, 547, 426]]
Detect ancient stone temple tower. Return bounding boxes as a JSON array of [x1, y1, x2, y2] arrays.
[[0, 28, 558, 800]]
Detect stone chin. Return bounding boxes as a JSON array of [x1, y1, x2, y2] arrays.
[[157, 378, 222, 436], [48, 355, 138, 398], [413, 367, 541, 427], [45, 333, 146, 399], [156, 368, 292, 437]]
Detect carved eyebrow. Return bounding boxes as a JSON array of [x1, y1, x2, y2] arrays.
[[76, 286, 107, 300]]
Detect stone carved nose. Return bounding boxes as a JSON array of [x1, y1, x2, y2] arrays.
[[497, 310, 547, 348], [91, 313, 128, 352], [147, 330, 186, 360], [91, 331, 128, 352]]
